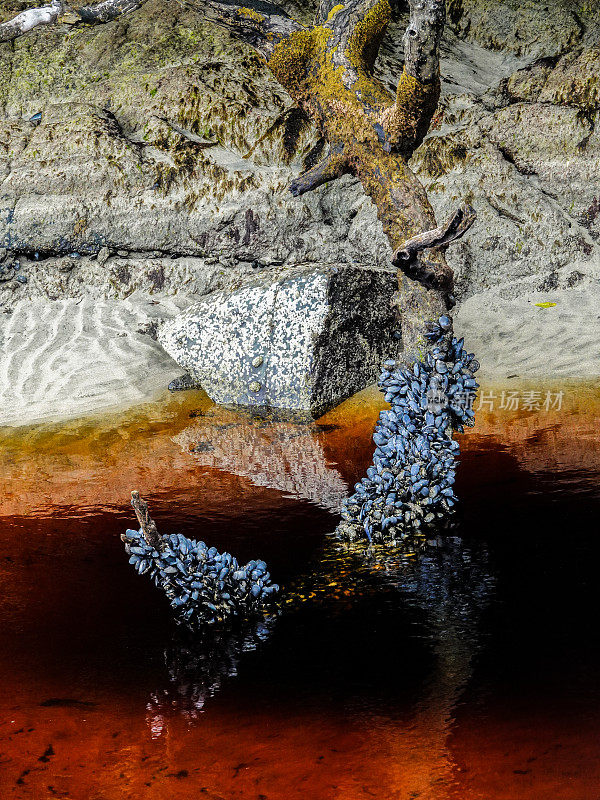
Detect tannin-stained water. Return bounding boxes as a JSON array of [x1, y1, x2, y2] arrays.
[[0, 383, 599, 799]]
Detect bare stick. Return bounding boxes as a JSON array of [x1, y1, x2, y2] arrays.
[[130, 490, 164, 550], [393, 204, 476, 266], [0, 1, 62, 43]]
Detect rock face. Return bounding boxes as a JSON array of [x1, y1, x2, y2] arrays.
[[1, 0, 600, 422], [0, 0, 599, 313], [158, 265, 401, 417]]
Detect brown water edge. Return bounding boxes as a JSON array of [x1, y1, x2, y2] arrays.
[[0, 381, 599, 799]]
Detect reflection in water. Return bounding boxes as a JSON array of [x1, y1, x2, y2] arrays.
[[0, 383, 599, 798], [174, 408, 349, 512], [286, 533, 495, 795], [146, 616, 277, 737], [142, 521, 494, 799]]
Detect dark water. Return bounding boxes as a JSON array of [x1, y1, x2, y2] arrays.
[[0, 386, 599, 799]]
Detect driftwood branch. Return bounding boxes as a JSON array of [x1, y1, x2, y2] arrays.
[[1, 0, 468, 358], [0, 0, 62, 42], [78, 0, 146, 23], [128, 490, 164, 551], [393, 204, 476, 265], [0, 0, 147, 42], [204, 0, 457, 355]]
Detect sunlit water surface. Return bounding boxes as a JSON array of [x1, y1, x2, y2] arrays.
[[0, 382, 599, 799]]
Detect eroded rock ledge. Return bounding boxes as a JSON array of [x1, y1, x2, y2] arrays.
[[0, 0, 599, 315]]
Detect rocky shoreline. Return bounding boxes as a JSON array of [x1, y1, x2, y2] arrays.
[[1, 0, 599, 426]]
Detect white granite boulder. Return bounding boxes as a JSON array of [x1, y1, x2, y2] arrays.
[[158, 265, 401, 417]]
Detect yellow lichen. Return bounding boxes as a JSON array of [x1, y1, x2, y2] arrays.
[[327, 4, 345, 21], [236, 7, 266, 24], [346, 0, 391, 71], [380, 68, 439, 154], [267, 29, 317, 94]]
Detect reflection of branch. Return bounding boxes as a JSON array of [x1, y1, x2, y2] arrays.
[[146, 617, 276, 735], [307, 533, 493, 794]]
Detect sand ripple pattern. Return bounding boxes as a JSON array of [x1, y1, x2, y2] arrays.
[[0, 297, 184, 427], [455, 286, 600, 381]]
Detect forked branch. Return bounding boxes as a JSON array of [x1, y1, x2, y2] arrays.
[[393, 204, 476, 265], [392, 204, 476, 291], [0, 0, 471, 355]]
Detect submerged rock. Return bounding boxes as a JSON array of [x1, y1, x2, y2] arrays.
[[158, 264, 401, 417]]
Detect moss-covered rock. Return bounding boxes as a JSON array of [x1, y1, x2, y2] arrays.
[[539, 46, 600, 112], [1, 0, 599, 310]]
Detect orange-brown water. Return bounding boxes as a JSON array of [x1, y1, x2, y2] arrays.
[[1, 383, 600, 799]]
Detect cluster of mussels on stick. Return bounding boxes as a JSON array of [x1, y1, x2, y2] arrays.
[[338, 314, 479, 543], [121, 493, 279, 627]]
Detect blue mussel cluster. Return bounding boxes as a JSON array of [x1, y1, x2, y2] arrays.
[[122, 527, 279, 627], [337, 315, 479, 543]]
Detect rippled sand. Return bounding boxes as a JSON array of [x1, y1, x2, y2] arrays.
[[0, 294, 185, 427], [2, 283, 599, 428]]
